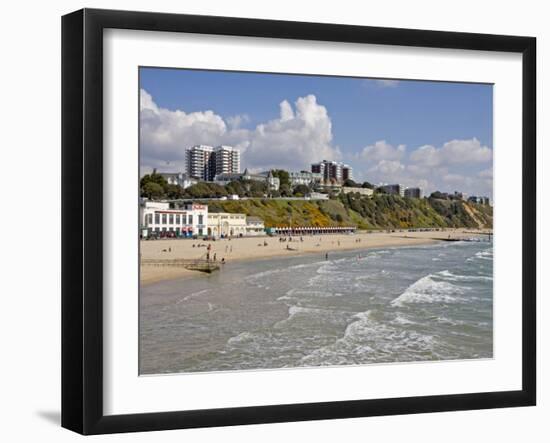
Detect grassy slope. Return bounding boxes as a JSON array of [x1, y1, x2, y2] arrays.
[[205, 195, 493, 229]]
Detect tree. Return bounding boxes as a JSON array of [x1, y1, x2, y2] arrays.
[[271, 169, 290, 188], [209, 183, 228, 197], [140, 170, 183, 200], [279, 183, 292, 197], [165, 183, 184, 199], [361, 181, 374, 189], [293, 184, 310, 197], [185, 182, 227, 198], [225, 180, 245, 196], [245, 180, 268, 197], [343, 179, 358, 187], [140, 169, 168, 189], [141, 182, 164, 200], [430, 191, 447, 200]]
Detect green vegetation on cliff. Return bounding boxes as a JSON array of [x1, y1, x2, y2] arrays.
[[204, 193, 493, 229]]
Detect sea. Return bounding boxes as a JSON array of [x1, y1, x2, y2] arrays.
[[139, 240, 493, 375]]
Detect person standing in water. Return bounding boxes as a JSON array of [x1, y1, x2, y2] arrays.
[[325, 252, 329, 261]]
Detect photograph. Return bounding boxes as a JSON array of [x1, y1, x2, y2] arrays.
[[138, 68, 494, 375]]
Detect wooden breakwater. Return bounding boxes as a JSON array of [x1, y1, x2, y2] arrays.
[[141, 258, 220, 273]]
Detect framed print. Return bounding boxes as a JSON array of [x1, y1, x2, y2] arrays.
[[61, 8, 536, 435]]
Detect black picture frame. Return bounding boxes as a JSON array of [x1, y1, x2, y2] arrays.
[[61, 8, 536, 435]]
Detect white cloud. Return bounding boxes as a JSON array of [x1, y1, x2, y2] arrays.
[[410, 138, 492, 167], [358, 140, 406, 163], [279, 100, 294, 121], [140, 89, 227, 172], [443, 173, 469, 185], [369, 159, 405, 176], [140, 89, 340, 174], [478, 168, 493, 179], [350, 137, 493, 198], [226, 114, 250, 129]]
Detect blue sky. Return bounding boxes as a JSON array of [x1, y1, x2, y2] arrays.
[[140, 67, 493, 197]]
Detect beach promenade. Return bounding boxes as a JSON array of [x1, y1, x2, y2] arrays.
[[140, 229, 490, 285]]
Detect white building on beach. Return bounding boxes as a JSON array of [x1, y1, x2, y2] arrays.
[[140, 201, 208, 238], [207, 212, 248, 237], [141, 201, 266, 238]]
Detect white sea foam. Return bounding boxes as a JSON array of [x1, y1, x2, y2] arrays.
[[475, 250, 493, 260], [244, 263, 314, 288], [467, 248, 493, 261], [435, 316, 466, 326], [227, 331, 256, 345], [283, 288, 339, 299], [179, 289, 209, 302], [274, 305, 329, 329], [393, 314, 417, 325], [391, 275, 465, 307], [437, 270, 492, 282], [299, 309, 436, 366]]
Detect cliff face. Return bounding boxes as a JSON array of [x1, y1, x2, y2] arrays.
[[205, 195, 493, 230]]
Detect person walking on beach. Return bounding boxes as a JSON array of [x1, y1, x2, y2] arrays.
[[325, 252, 329, 261]]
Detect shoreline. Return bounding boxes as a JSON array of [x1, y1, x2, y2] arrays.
[[140, 229, 491, 286]]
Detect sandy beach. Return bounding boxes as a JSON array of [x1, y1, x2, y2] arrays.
[[140, 229, 491, 285]]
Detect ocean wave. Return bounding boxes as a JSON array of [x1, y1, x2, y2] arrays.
[[179, 289, 209, 303], [227, 331, 256, 345], [274, 305, 331, 329], [390, 275, 465, 307], [299, 310, 436, 366], [435, 316, 466, 326], [278, 288, 340, 301], [393, 314, 417, 325], [437, 270, 493, 282], [289, 261, 326, 270], [467, 248, 493, 262], [244, 269, 283, 287]]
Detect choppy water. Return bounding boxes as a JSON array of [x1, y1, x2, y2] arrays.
[[140, 240, 493, 374]]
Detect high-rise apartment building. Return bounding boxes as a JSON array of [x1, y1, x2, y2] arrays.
[[186, 145, 241, 181], [379, 183, 405, 197], [215, 145, 240, 175], [186, 145, 215, 181], [311, 160, 353, 184], [404, 187, 422, 199]]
